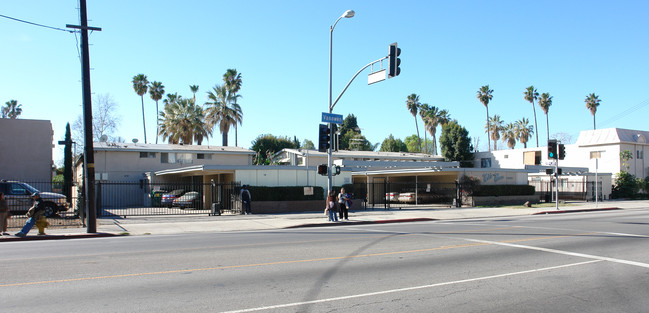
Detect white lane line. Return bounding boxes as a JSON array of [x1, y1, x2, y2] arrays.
[[458, 237, 649, 268], [220, 260, 600, 313], [434, 221, 649, 238]]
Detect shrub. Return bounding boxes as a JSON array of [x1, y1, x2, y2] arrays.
[[247, 186, 324, 201], [473, 185, 535, 197]]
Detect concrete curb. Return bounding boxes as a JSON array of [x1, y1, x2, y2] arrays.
[[284, 218, 436, 229], [0, 233, 116, 242], [532, 207, 620, 215]]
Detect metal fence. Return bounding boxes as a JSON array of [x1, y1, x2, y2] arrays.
[[352, 181, 459, 209], [96, 181, 242, 217], [2, 180, 82, 229], [530, 181, 601, 202]]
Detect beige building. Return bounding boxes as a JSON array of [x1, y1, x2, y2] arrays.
[[0, 118, 54, 183]]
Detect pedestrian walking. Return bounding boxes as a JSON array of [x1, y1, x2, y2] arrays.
[[0, 192, 10, 235], [337, 188, 350, 220], [15, 192, 47, 237], [240, 185, 252, 215], [326, 189, 338, 222]]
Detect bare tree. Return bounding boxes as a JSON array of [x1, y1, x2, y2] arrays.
[[72, 93, 121, 150]]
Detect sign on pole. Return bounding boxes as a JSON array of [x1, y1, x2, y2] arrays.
[[322, 112, 343, 124]]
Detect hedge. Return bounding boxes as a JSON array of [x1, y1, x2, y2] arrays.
[[473, 185, 535, 197], [246, 186, 325, 201]]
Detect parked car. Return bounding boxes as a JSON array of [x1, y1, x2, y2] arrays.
[[398, 192, 435, 204], [173, 191, 200, 209], [161, 189, 185, 207], [385, 192, 399, 202], [0, 180, 69, 216]]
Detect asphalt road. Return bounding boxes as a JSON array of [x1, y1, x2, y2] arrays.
[[3, 208, 649, 312]]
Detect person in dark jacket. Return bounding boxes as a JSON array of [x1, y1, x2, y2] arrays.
[[15, 192, 46, 237], [0, 192, 9, 235], [240, 185, 252, 215]]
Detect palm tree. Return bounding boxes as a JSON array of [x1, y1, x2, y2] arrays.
[[485, 115, 503, 150], [223, 69, 243, 146], [132, 74, 149, 143], [524, 86, 540, 147], [515, 118, 534, 148], [205, 84, 239, 146], [585, 93, 601, 130], [158, 96, 210, 145], [148, 81, 165, 144], [537, 92, 553, 143], [477, 85, 494, 151], [406, 93, 422, 152], [502, 123, 517, 149], [2, 100, 22, 119], [421, 105, 450, 155], [419, 103, 431, 154], [189, 85, 199, 102]]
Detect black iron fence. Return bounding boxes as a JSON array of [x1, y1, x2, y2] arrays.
[[1, 180, 82, 229], [530, 181, 602, 202], [352, 181, 459, 209], [96, 181, 241, 217]]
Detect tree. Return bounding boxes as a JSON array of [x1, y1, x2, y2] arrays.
[[223, 69, 243, 146], [524, 85, 540, 147], [515, 118, 534, 148], [420, 104, 450, 155], [440, 120, 474, 167], [477, 85, 494, 151], [302, 139, 315, 150], [250, 134, 298, 165], [189, 85, 199, 102], [380, 134, 408, 152], [501, 123, 517, 149], [537, 92, 552, 143], [585, 93, 601, 130], [63, 123, 73, 204], [485, 115, 503, 150], [149, 81, 165, 144], [620, 150, 633, 172], [338, 114, 360, 150], [2, 100, 22, 119], [158, 96, 209, 145], [72, 93, 121, 149], [406, 94, 422, 152], [205, 84, 239, 146], [132, 74, 149, 143]]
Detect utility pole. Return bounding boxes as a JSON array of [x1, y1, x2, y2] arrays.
[[67, 0, 101, 233]]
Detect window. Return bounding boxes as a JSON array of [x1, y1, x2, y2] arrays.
[[197, 153, 212, 160], [637, 150, 644, 159], [140, 152, 156, 158], [161, 152, 193, 164], [481, 158, 491, 168]]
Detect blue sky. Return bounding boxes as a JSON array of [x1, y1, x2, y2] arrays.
[[2, 0, 648, 163]]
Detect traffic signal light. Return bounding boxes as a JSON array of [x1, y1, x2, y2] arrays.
[[317, 164, 328, 176], [558, 144, 566, 160], [334, 165, 341, 176], [388, 42, 401, 78], [547, 139, 557, 159], [318, 124, 330, 152]]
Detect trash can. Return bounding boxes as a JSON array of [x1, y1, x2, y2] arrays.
[[151, 190, 165, 207]]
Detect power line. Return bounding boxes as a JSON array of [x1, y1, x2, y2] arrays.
[[0, 13, 76, 33], [599, 97, 649, 127]]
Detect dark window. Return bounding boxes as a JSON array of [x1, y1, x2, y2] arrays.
[[481, 158, 491, 168]]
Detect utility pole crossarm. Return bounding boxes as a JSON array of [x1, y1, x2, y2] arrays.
[[330, 56, 388, 111]]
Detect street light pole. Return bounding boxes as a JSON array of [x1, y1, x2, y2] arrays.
[[328, 10, 355, 196]]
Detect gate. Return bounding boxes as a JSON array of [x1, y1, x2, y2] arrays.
[[95, 180, 241, 217], [354, 180, 457, 209]]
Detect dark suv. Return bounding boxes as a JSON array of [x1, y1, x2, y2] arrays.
[[0, 180, 69, 216]]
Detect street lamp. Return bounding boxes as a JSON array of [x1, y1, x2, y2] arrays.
[[328, 9, 355, 195]]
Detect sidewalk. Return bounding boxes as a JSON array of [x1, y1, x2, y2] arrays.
[[1, 200, 645, 241]]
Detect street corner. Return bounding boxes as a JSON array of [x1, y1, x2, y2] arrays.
[[532, 207, 621, 215]]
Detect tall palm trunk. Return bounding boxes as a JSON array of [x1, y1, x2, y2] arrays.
[[545, 114, 550, 143], [486, 106, 491, 152], [235, 124, 238, 147], [414, 116, 421, 152], [593, 115, 596, 130], [140, 95, 147, 144], [532, 101, 538, 147], [155, 100, 159, 144], [222, 132, 228, 146]]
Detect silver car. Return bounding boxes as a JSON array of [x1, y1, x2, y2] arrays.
[[0, 180, 69, 216]]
